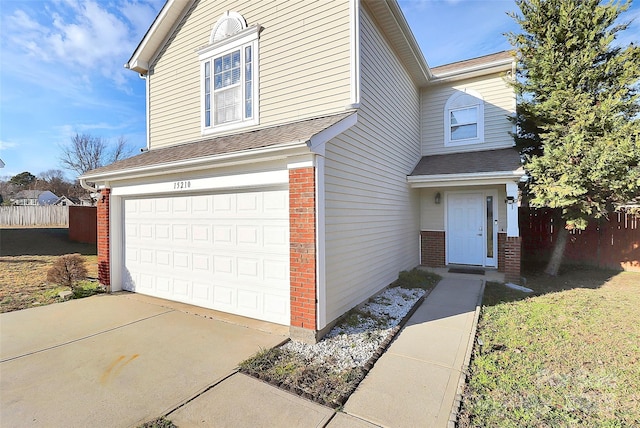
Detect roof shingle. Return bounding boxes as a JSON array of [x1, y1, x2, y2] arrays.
[[410, 148, 522, 176], [82, 112, 354, 178]]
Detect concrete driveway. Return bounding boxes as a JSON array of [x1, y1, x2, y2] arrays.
[[0, 293, 286, 428]]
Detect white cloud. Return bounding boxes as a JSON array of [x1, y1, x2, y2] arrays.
[[3, 1, 160, 91], [0, 141, 18, 151]]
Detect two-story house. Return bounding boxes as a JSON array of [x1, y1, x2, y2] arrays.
[[12, 190, 59, 206], [81, 0, 524, 343]]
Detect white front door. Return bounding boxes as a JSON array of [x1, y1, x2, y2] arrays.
[[447, 193, 484, 265]]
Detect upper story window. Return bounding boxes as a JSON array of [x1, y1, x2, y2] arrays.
[[198, 12, 259, 134], [444, 90, 484, 146]]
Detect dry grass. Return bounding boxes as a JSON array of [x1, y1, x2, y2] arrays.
[[459, 266, 640, 427], [0, 228, 98, 313]]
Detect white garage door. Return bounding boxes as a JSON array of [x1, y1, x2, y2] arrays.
[[123, 189, 290, 325]]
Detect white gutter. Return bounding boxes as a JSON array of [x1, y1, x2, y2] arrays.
[[408, 169, 525, 188], [430, 58, 514, 84]]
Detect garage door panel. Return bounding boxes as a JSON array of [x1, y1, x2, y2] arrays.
[[123, 189, 291, 325], [173, 279, 190, 297], [238, 289, 261, 312], [213, 285, 236, 307], [192, 225, 210, 242], [155, 224, 170, 239], [264, 294, 288, 319], [264, 259, 288, 281]]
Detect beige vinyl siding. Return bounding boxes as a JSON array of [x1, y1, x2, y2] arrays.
[[421, 75, 515, 155], [149, 0, 351, 149], [323, 7, 421, 326], [420, 186, 507, 233]]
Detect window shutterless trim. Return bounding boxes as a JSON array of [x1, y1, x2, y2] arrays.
[[444, 89, 484, 147], [198, 25, 260, 135]]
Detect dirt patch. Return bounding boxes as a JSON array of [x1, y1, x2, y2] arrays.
[[0, 228, 98, 313]]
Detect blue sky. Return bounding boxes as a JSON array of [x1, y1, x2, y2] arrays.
[[1, 0, 639, 181]]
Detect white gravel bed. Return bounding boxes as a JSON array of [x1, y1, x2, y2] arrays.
[[283, 286, 426, 372]]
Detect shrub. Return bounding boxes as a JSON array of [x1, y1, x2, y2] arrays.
[[46, 254, 88, 289]]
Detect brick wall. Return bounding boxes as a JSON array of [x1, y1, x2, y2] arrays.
[[289, 167, 317, 335], [69, 206, 97, 244], [97, 188, 111, 289], [505, 236, 521, 283], [420, 231, 446, 267], [498, 232, 506, 272]]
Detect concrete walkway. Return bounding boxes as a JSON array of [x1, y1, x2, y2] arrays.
[[170, 276, 484, 428], [337, 277, 484, 428]]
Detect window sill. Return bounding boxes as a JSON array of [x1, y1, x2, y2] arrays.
[[202, 117, 259, 136]]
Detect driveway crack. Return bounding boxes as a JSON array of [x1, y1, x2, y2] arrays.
[[0, 309, 174, 363]]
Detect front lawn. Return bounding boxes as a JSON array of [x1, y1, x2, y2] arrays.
[[459, 266, 640, 427]]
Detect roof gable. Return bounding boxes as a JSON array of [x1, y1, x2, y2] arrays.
[[126, 0, 194, 74]]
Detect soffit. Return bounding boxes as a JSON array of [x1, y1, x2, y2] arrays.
[[126, 0, 195, 74], [362, 0, 432, 86]]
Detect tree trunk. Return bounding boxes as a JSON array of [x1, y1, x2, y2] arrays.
[[544, 223, 569, 276]]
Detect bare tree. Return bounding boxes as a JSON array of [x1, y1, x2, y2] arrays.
[[38, 169, 73, 196], [59, 133, 134, 176]]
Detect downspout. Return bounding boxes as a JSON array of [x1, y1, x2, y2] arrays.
[[141, 72, 150, 150]]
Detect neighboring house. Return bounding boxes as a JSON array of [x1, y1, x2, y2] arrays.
[[12, 190, 59, 206], [53, 196, 81, 206], [80, 0, 524, 342]]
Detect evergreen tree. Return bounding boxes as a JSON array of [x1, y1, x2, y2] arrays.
[[508, 0, 640, 275]]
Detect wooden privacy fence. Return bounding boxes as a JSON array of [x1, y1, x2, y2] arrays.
[[0, 206, 69, 226], [69, 206, 97, 244], [520, 208, 640, 272]]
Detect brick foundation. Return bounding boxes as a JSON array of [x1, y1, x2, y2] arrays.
[[498, 233, 506, 272], [97, 188, 111, 289], [420, 231, 446, 267], [289, 167, 317, 341], [505, 236, 522, 283]]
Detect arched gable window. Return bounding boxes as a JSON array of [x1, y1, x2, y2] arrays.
[[210, 11, 247, 43], [444, 89, 484, 146], [198, 11, 260, 133]]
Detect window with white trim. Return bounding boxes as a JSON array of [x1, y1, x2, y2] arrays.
[[198, 12, 259, 133], [444, 90, 484, 146]]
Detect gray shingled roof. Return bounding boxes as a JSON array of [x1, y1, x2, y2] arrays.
[[410, 148, 522, 176], [431, 51, 513, 76], [82, 112, 354, 178]]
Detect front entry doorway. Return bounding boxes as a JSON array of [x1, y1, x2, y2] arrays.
[[447, 192, 496, 266]]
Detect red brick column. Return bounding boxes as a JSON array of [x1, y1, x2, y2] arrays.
[[420, 231, 446, 267], [289, 167, 317, 340], [97, 188, 111, 289], [505, 236, 522, 283], [498, 233, 506, 272]]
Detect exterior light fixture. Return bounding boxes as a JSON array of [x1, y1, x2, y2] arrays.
[[505, 196, 516, 204], [435, 192, 441, 204]]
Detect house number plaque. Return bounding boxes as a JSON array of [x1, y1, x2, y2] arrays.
[[173, 180, 191, 190]]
